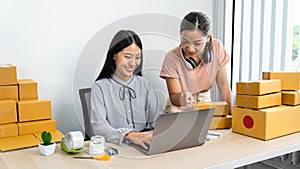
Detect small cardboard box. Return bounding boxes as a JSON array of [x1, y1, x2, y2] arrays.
[[0, 85, 18, 100], [232, 105, 300, 140], [0, 64, 17, 86], [17, 100, 52, 122], [33, 130, 64, 143], [193, 101, 229, 116], [282, 91, 300, 106], [236, 92, 281, 109], [193, 102, 212, 109], [17, 119, 56, 135], [236, 79, 281, 95], [263, 72, 300, 90], [0, 123, 18, 138], [209, 116, 232, 129], [0, 100, 17, 124], [0, 134, 41, 151], [17, 79, 38, 100]]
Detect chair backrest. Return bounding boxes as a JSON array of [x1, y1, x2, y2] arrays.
[[79, 87, 92, 140]]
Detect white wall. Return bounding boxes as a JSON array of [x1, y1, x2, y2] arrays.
[[0, 0, 214, 134]]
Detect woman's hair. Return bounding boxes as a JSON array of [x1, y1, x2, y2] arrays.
[[180, 11, 211, 36], [180, 11, 213, 64], [95, 30, 143, 81]]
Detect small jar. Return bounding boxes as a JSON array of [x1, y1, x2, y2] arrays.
[[89, 135, 105, 155]]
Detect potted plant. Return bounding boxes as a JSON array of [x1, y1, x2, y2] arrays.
[[38, 131, 56, 156]]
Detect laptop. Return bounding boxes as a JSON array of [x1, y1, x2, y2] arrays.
[[130, 108, 215, 155]]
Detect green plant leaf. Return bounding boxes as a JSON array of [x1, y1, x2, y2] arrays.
[[41, 131, 52, 145]]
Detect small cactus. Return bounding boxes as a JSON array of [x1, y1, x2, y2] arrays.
[[41, 131, 53, 145]]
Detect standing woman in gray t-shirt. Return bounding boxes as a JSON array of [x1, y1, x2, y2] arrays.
[[91, 30, 163, 149]]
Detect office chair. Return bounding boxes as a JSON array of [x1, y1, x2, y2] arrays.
[[79, 87, 92, 140]]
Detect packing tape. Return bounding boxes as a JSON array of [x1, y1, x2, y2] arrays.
[[89, 135, 105, 155], [63, 131, 84, 150]]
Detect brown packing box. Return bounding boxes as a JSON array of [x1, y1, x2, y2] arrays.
[[0, 134, 40, 151], [209, 116, 232, 129], [193, 102, 211, 110], [0, 100, 17, 124], [236, 92, 281, 109], [0, 64, 17, 86], [33, 130, 64, 143], [17, 79, 38, 100], [193, 101, 229, 116], [0, 123, 18, 138], [18, 119, 56, 135], [232, 105, 300, 140], [0, 85, 18, 100], [236, 79, 281, 95], [17, 100, 52, 122], [282, 91, 300, 106], [263, 72, 300, 90]]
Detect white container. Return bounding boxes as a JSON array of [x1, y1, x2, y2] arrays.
[[89, 135, 105, 155]]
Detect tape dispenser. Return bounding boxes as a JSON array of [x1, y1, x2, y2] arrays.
[[61, 131, 84, 154]]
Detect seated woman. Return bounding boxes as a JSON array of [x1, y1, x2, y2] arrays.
[[90, 30, 164, 149]]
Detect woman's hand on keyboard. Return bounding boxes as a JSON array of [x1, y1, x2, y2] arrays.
[[125, 131, 152, 149]]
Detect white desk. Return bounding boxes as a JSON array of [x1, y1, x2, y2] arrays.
[[1, 130, 300, 169]]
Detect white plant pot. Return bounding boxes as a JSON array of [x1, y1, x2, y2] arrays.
[[38, 142, 56, 156]]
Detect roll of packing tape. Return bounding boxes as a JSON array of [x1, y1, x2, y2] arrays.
[[89, 135, 105, 155], [63, 131, 84, 150]]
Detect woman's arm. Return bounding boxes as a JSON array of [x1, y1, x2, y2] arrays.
[[165, 77, 194, 107], [216, 67, 232, 115]]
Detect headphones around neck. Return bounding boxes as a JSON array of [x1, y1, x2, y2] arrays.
[[201, 45, 213, 64], [182, 43, 213, 69]]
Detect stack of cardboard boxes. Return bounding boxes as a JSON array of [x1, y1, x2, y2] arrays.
[[0, 64, 63, 151], [193, 101, 232, 129], [233, 72, 300, 140], [263, 72, 300, 106]]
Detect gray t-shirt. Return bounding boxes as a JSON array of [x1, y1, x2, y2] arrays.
[[91, 75, 164, 145]]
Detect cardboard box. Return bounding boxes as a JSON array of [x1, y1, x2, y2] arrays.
[[33, 130, 64, 143], [17, 119, 56, 135], [263, 72, 300, 90], [17, 79, 38, 100], [0, 123, 18, 138], [193, 102, 212, 109], [282, 91, 300, 106], [232, 105, 300, 140], [0, 100, 17, 124], [17, 100, 52, 122], [0, 85, 18, 100], [0, 134, 41, 151], [193, 101, 229, 116], [236, 92, 281, 109], [209, 116, 232, 129], [0, 64, 17, 86], [236, 79, 281, 95]]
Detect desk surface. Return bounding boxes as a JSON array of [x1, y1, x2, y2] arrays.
[[1, 130, 300, 169]]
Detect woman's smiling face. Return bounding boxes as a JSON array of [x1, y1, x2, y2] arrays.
[[113, 43, 141, 81], [180, 29, 208, 58]]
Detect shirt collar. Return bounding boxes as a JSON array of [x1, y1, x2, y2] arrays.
[[112, 74, 134, 86]]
